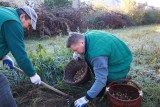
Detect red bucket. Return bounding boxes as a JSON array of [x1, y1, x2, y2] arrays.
[[106, 79, 143, 107]]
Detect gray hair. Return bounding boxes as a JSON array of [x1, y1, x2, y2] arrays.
[[66, 32, 84, 48]]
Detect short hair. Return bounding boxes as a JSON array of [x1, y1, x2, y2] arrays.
[[66, 32, 84, 48], [16, 8, 31, 20]]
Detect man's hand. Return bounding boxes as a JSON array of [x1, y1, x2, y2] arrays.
[[74, 96, 89, 107], [73, 52, 80, 60], [2, 55, 14, 70], [30, 73, 41, 84]]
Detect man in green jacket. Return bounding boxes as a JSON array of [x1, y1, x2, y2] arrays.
[[0, 6, 41, 107], [66, 30, 132, 107]]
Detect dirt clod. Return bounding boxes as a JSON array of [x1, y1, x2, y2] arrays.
[[13, 84, 72, 107], [111, 92, 133, 100], [12, 83, 108, 107], [74, 69, 85, 82]]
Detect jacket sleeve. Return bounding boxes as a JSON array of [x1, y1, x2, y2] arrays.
[[85, 56, 108, 100], [2, 20, 36, 76]]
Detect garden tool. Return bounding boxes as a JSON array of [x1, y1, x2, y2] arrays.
[[14, 66, 67, 96], [14, 66, 72, 107]]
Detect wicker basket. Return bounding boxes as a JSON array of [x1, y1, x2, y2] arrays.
[[63, 59, 91, 84], [106, 79, 143, 107]]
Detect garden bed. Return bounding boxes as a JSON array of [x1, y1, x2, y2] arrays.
[[13, 84, 68, 107], [12, 83, 107, 107]]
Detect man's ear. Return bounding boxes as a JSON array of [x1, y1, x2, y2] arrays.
[[20, 14, 25, 20]]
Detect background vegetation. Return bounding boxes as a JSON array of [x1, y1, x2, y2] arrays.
[[0, 0, 160, 107], [0, 25, 159, 107]]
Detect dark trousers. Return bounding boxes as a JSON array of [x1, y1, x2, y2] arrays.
[[0, 73, 16, 107]]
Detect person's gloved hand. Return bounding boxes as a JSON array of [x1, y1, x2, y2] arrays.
[[74, 96, 89, 107], [73, 52, 80, 60], [2, 55, 14, 70], [30, 73, 41, 84]]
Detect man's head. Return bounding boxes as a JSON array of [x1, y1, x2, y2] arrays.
[[16, 6, 38, 31], [67, 32, 85, 54]]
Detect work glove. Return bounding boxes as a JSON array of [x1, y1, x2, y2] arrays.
[[73, 52, 80, 60], [74, 96, 89, 107], [2, 55, 14, 70], [30, 73, 41, 85]]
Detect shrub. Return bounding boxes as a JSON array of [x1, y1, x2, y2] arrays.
[[2, 37, 72, 87], [28, 41, 72, 85], [142, 9, 160, 24], [44, 0, 71, 9], [83, 10, 132, 29], [0, 1, 18, 8], [120, 0, 145, 25], [30, 5, 83, 37]]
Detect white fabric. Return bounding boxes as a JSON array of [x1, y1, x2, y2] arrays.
[[73, 52, 80, 60], [74, 96, 89, 107], [2, 55, 14, 69], [30, 73, 41, 84], [2, 55, 13, 62]]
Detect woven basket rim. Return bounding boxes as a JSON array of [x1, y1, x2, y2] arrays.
[[63, 59, 89, 84], [107, 84, 142, 102]]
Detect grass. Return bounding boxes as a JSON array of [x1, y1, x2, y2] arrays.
[[106, 24, 160, 107], [1, 24, 160, 107]]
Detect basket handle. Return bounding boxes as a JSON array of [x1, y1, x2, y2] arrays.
[[108, 79, 142, 91]]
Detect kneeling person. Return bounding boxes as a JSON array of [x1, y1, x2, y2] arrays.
[[66, 30, 132, 107]]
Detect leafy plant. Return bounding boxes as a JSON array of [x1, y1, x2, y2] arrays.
[[44, 0, 71, 9], [28, 42, 72, 85]]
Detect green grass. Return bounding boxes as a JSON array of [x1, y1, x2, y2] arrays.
[[1, 24, 160, 107], [106, 24, 160, 107]]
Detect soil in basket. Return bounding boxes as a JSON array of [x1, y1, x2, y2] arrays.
[[111, 91, 134, 100], [73, 69, 85, 82]]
